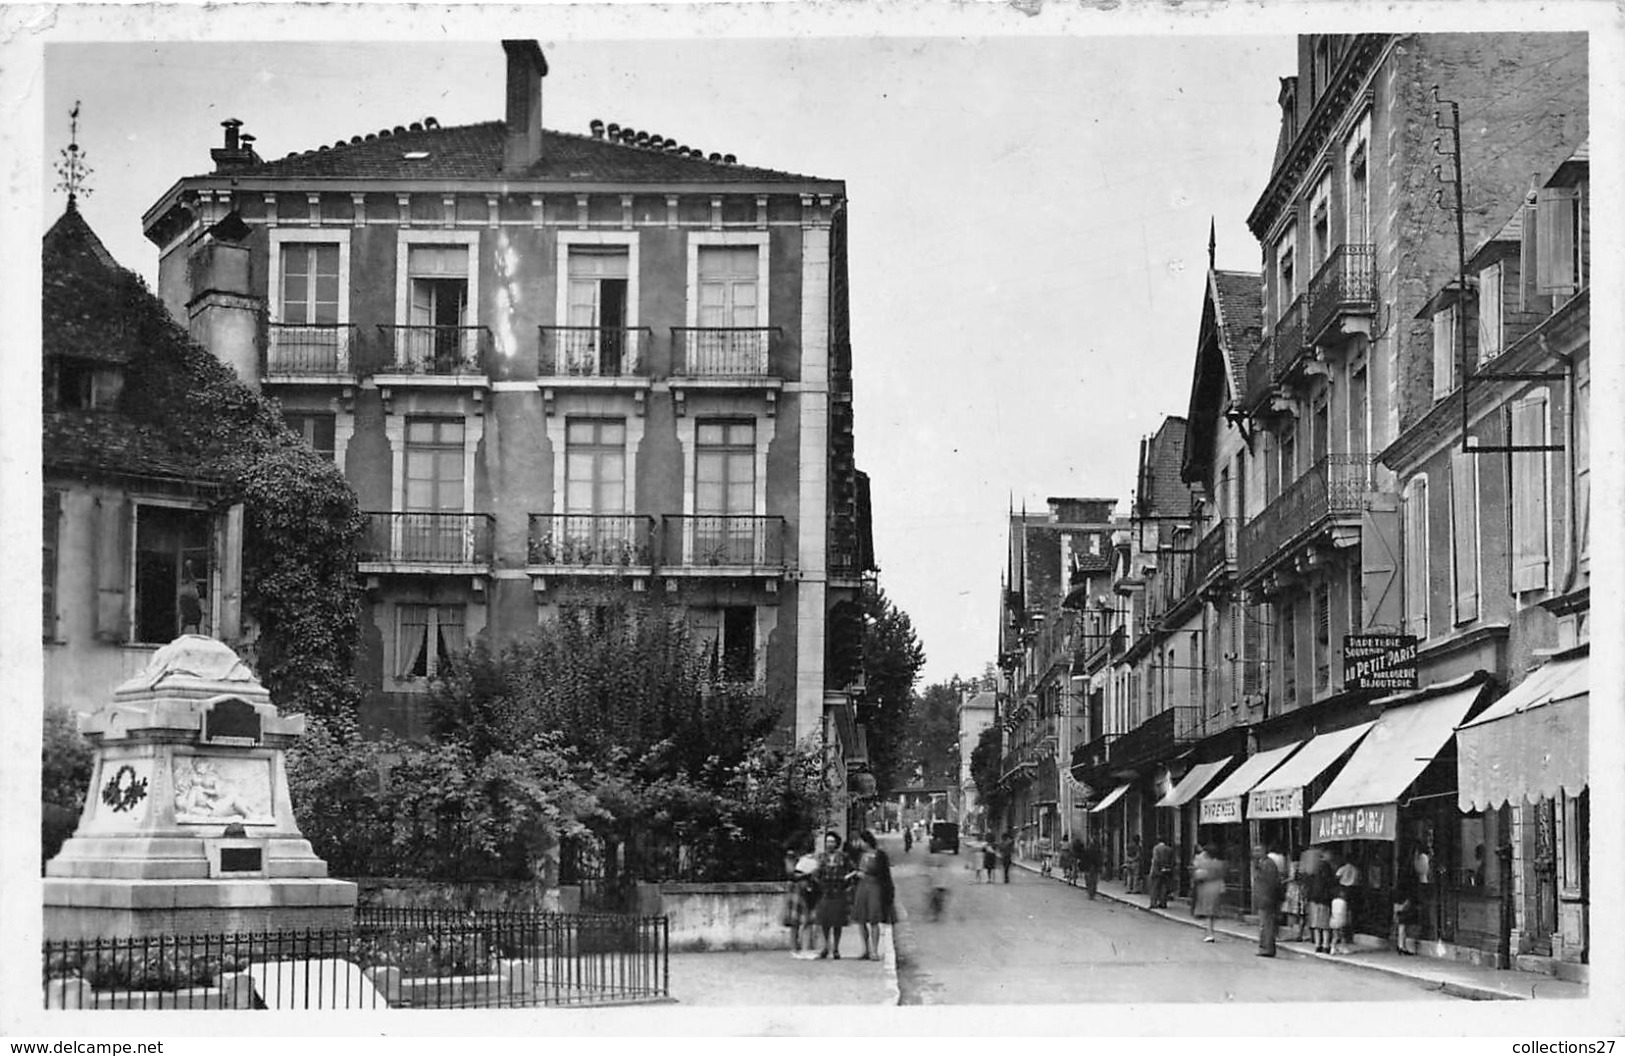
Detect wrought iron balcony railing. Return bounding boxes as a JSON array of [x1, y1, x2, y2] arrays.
[[1108, 706, 1202, 770], [1071, 732, 1118, 778], [1192, 517, 1238, 586], [671, 327, 778, 377], [266, 323, 356, 376], [527, 514, 656, 568], [1242, 335, 1276, 412], [1237, 454, 1372, 576], [1271, 294, 1310, 382], [661, 514, 787, 571], [537, 327, 651, 378], [375, 326, 489, 376], [359, 512, 494, 566], [1306, 243, 1377, 344]]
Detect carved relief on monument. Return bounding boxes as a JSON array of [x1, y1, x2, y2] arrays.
[[172, 755, 274, 825], [85, 758, 154, 830]]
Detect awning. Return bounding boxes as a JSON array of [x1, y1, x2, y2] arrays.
[[1198, 742, 1301, 824], [1156, 757, 1232, 809], [1090, 783, 1131, 813], [1457, 654, 1588, 811], [1248, 723, 1374, 819], [1308, 682, 1487, 843]]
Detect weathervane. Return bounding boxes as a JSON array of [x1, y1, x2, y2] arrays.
[[55, 101, 93, 205]]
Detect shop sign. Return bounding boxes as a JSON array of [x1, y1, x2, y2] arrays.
[[1199, 796, 1242, 824], [1343, 634, 1418, 691], [1310, 803, 1398, 842], [1248, 786, 1304, 819]]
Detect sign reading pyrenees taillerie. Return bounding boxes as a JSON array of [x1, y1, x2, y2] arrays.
[[1342, 634, 1418, 691]]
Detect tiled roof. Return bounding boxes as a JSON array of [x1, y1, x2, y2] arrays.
[[44, 411, 226, 487], [1211, 269, 1262, 395], [215, 121, 830, 185], [1071, 553, 1111, 575], [1141, 418, 1192, 516], [43, 205, 138, 365]]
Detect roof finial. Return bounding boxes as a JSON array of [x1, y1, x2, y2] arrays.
[[1207, 216, 1216, 270], [55, 100, 93, 207]]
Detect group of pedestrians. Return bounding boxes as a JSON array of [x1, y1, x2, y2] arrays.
[[782, 830, 895, 961], [1252, 844, 1370, 956]]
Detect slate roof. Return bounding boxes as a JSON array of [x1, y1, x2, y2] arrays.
[[43, 206, 139, 366], [211, 121, 830, 185], [1211, 269, 1262, 395], [1139, 418, 1192, 516], [44, 410, 227, 488]]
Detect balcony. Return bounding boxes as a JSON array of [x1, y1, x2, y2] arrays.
[[669, 328, 784, 414], [1237, 454, 1372, 580], [374, 326, 490, 379], [265, 324, 355, 380], [1241, 335, 1276, 413], [1306, 244, 1377, 346], [1071, 732, 1118, 782], [537, 326, 652, 380], [1108, 706, 1202, 772], [358, 512, 494, 574], [526, 514, 656, 580], [1192, 517, 1238, 589], [660, 515, 787, 577], [1270, 295, 1311, 383]]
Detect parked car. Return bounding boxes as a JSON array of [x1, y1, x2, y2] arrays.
[[928, 821, 960, 854]]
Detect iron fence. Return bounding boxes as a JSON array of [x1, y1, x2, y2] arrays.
[[1271, 295, 1309, 382], [376, 325, 489, 375], [42, 911, 669, 1010], [527, 514, 656, 567], [1306, 243, 1377, 343], [538, 326, 650, 378], [359, 512, 495, 566], [660, 514, 786, 570], [266, 324, 355, 375], [671, 327, 777, 376], [1237, 454, 1371, 575]]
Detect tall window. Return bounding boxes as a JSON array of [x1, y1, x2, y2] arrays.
[[566, 247, 630, 374], [1451, 451, 1481, 623], [565, 418, 627, 562], [1310, 176, 1332, 272], [1312, 397, 1330, 466], [284, 412, 336, 461], [1280, 427, 1298, 487], [1432, 305, 1458, 400], [692, 606, 757, 682], [43, 490, 61, 640], [1477, 263, 1504, 363], [1276, 229, 1297, 318], [1346, 128, 1371, 245], [1536, 187, 1583, 296], [404, 418, 466, 562], [133, 504, 212, 644], [695, 245, 762, 371], [281, 244, 340, 326], [1348, 561, 1363, 636], [407, 245, 470, 367], [1349, 362, 1369, 455], [1510, 394, 1550, 593], [695, 420, 756, 562], [1404, 476, 1430, 638], [396, 604, 465, 679]]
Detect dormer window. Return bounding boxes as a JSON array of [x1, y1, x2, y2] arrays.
[[51, 358, 121, 411], [1313, 37, 1334, 101]]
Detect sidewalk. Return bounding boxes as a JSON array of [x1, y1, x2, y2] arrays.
[[665, 929, 899, 1006], [996, 843, 1586, 1002]]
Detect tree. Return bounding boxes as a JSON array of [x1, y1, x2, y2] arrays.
[[859, 588, 927, 793], [905, 679, 964, 789], [41, 706, 94, 869], [970, 724, 1008, 832]]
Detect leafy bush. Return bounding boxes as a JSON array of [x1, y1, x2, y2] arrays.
[[41, 706, 93, 868]]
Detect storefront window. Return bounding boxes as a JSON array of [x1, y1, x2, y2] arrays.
[[1456, 812, 1501, 895], [1560, 791, 1587, 896]]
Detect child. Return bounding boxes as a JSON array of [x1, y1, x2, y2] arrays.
[[785, 853, 821, 958]]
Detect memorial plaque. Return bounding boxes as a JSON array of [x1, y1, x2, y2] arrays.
[[204, 697, 262, 745]]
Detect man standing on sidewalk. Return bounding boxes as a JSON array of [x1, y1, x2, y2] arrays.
[[998, 831, 1015, 883], [1148, 836, 1174, 908], [1253, 842, 1284, 957]]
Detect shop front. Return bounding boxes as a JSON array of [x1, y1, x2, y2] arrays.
[[1090, 782, 1131, 878], [1156, 756, 1232, 902], [1308, 677, 1494, 957], [1457, 650, 1589, 968], [1247, 721, 1375, 874], [1197, 741, 1302, 914]]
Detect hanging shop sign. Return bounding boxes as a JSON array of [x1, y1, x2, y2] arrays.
[[1310, 803, 1398, 843], [1342, 634, 1419, 691], [1248, 786, 1304, 819], [1199, 796, 1242, 824]]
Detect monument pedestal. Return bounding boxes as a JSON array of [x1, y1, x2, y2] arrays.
[[44, 636, 356, 940]]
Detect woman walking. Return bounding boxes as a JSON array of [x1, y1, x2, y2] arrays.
[[1304, 847, 1336, 954], [1192, 842, 1227, 943], [850, 830, 895, 960], [1331, 853, 1361, 955], [812, 831, 854, 959], [981, 840, 998, 883]]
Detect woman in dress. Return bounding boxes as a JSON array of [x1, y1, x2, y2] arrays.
[[782, 838, 820, 959], [1283, 857, 1308, 942], [1304, 848, 1337, 954], [849, 830, 894, 960], [1330, 853, 1361, 955], [1192, 842, 1227, 942], [812, 830, 854, 959]]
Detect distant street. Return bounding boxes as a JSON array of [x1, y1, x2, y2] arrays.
[[882, 836, 1457, 1004]]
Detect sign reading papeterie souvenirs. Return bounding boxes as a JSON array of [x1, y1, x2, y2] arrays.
[[1310, 803, 1398, 842], [1248, 785, 1305, 819], [1342, 633, 1419, 691]]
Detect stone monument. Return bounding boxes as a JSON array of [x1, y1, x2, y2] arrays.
[[44, 635, 357, 939]]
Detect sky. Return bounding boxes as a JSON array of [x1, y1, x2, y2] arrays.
[[33, 20, 1298, 688]]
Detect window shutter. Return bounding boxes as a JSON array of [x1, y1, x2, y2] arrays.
[[1510, 396, 1550, 592], [94, 495, 131, 642], [1404, 478, 1429, 638], [217, 503, 244, 642], [43, 490, 62, 639], [1432, 308, 1455, 400], [1476, 264, 1502, 363], [1360, 493, 1402, 629], [1536, 188, 1580, 295], [1450, 451, 1480, 623]]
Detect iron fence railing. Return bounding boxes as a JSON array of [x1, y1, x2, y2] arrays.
[[671, 327, 777, 376], [376, 325, 489, 375], [1271, 294, 1309, 382], [360, 512, 495, 566], [527, 514, 656, 567], [1237, 454, 1372, 575], [1192, 517, 1238, 586], [1109, 706, 1202, 770], [42, 911, 669, 1010], [537, 327, 651, 378], [266, 323, 355, 375], [1306, 243, 1377, 343], [660, 514, 786, 570]]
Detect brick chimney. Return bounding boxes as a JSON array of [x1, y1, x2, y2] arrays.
[[210, 119, 262, 173], [502, 40, 548, 174]]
